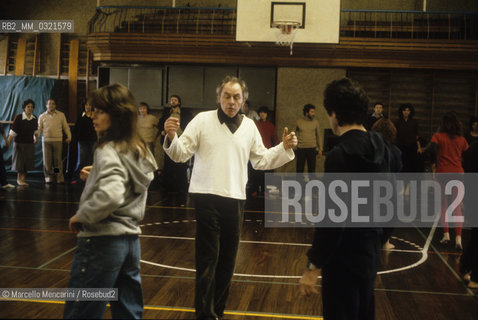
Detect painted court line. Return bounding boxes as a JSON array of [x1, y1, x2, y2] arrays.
[[0, 298, 323, 319], [416, 227, 477, 297], [1, 198, 274, 214], [0, 227, 71, 233], [37, 247, 77, 269], [376, 215, 439, 276], [140, 234, 312, 247]]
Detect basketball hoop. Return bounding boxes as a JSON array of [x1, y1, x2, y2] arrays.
[[272, 20, 300, 55]]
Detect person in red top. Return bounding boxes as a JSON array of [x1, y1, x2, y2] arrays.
[[255, 106, 279, 148], [250, 106, 279, 197], [421, 111, 469, 249]]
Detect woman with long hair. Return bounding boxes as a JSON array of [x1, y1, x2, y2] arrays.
[[422, 111, 468, 249], [63, 83, 157, 319]]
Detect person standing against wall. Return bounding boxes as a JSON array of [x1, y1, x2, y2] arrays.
[[7, 99, 38, 186], [0, 123, 14, 189], [159, 95, 191, 195], [296, 104, 322, 174], [394, 104, 422, 172], [251, 106, 279, 197], [241, 100, 259, 121], [366, 102, 386, 130], [137, 101, 158, 154], [37, 98, 71, 184], [71, 99, 96, 184]]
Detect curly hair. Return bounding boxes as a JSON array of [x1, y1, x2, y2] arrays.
[[371, 118, 397, 143], [398, 104, 415, 120], [302, 104, 316, 116], [22, 99, 35, 109], [439, 111, 462, 138]]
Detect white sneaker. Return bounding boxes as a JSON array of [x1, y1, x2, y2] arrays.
[[2, 183, 15, 189]]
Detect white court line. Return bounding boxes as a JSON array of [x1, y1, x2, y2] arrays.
[[377, 212, 439, 275], [140, 219, 435, 279], [36, 247, 77, 269], [140, 234, 311, 247]]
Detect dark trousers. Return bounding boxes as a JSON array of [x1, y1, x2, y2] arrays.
[[322, 267, 376, 320], [73, 141, 96, 180], [461, 228, 478, 281], [193, 194, 245, 320], [250, 169, 273, 194], [296, 148, 316, 173], [163, 154, 188, 193], [320, 228, 381, 320]]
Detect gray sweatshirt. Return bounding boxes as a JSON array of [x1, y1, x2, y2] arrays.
[[75, 142, 157, 237]]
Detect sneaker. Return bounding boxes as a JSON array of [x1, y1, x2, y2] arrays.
[[2, 183, 15, 189]]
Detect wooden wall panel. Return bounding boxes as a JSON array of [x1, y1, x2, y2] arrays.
[[14, 38, 26, 76], [390, 71, 433, 140], [348, 69, 478, 141], [433, 75, 476, 133], [68, 39, 79, 122], [347, 69, 391, 116], [87, 33, 478, 71]]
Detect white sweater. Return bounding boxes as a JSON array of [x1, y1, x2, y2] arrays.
[[38, 110, 72, 142], [164, 110, 294, 200]]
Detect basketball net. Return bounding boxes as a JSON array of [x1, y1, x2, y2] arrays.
[[272, 21, 300, 55]]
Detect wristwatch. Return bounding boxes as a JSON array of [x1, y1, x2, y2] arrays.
[[307, 261, 318, 270]]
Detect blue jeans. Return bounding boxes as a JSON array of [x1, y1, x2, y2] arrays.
[[63, 235, 143, 319]]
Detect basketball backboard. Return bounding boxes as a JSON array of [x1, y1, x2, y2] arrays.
[[236, 0, 340, 44]]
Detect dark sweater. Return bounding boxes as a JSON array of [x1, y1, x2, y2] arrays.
[[394, 118, 418, 148], [74, 114, 96, 142], [307, 130, 391, 270], [11, 114, 38, 144]]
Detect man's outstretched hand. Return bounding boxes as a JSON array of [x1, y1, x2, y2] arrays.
[[283, 127, 298, 150]]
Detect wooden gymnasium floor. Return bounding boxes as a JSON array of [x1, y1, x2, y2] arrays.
[[0, 178, 477, 319]]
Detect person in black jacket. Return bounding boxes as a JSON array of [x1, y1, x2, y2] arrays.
[[461, 141, 478, 288], [299, 78, 393, 320], [71, 99, 97, 184], [158, 95, 192, 195]]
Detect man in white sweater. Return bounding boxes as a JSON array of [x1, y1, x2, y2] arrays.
[[164, 76, 297, 320], [37, 99, 71, 183]]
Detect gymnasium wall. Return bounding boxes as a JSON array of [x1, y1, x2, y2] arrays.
[[1, 0, 477, 77], [1, 0, 477, 174], [276, 68, 347, 173]]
